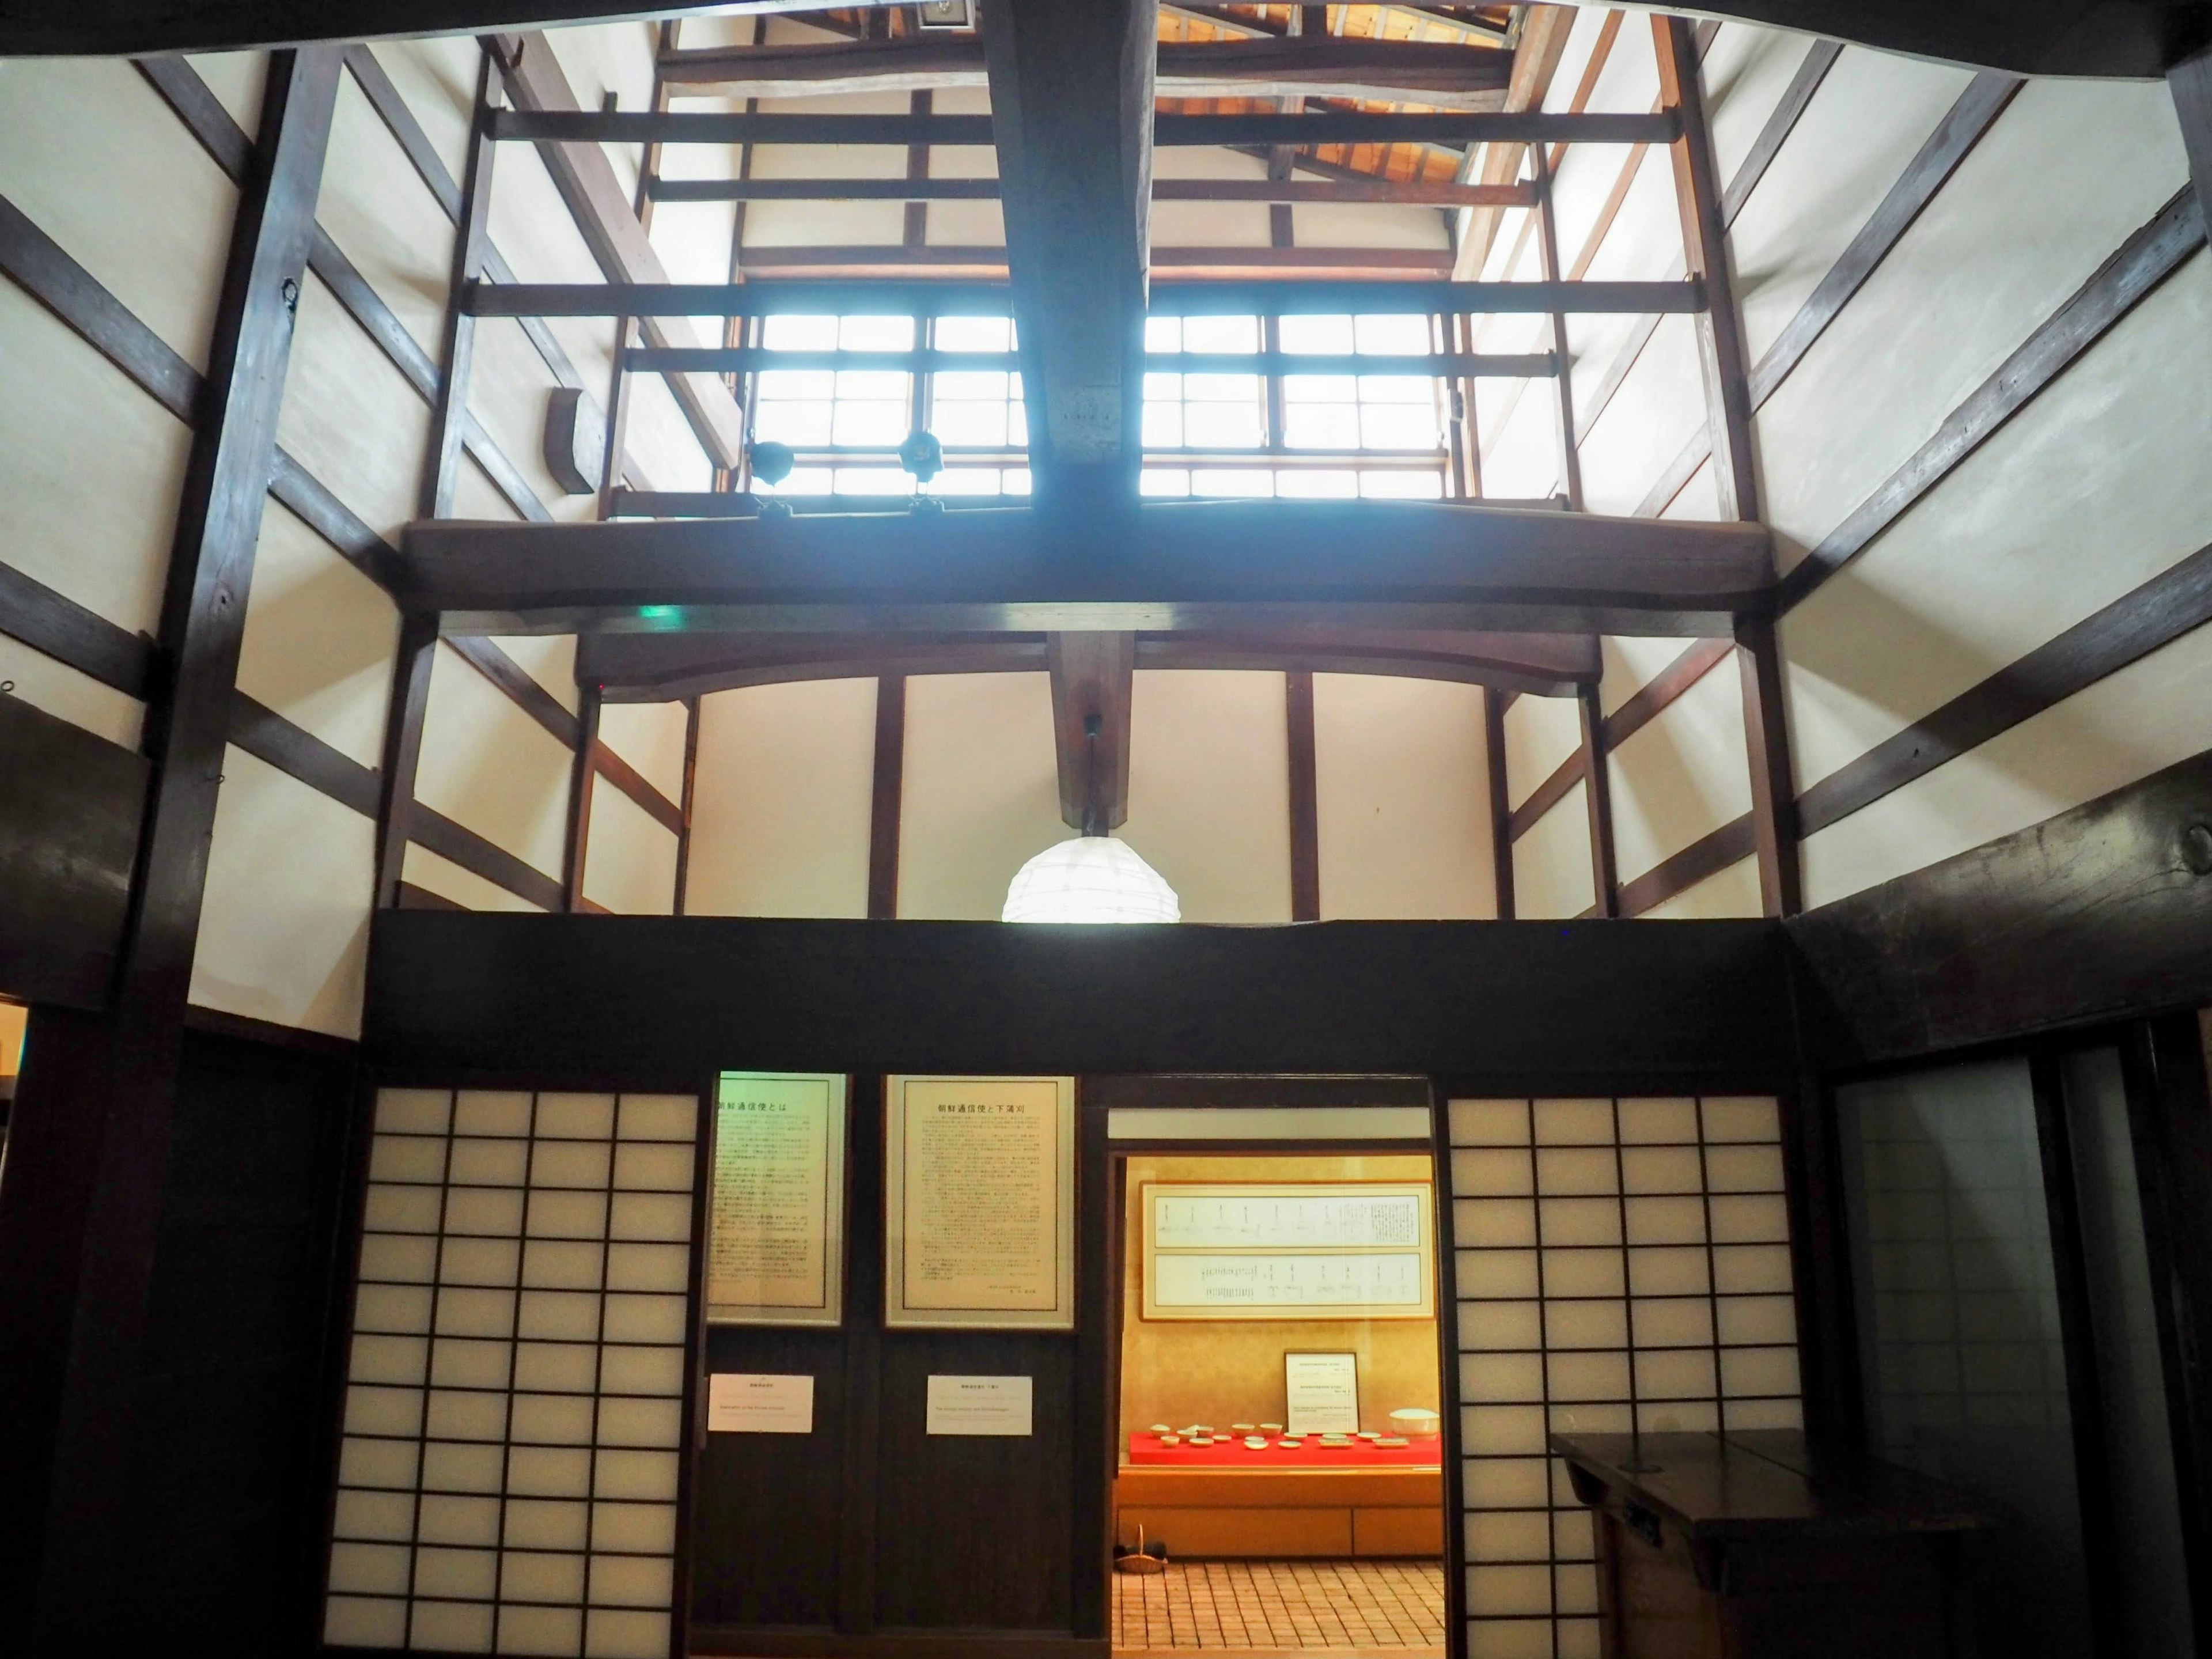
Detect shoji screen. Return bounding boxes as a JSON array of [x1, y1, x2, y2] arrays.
[[1443, 1096, 1802, 1659], [323, 1088, 700, 1657]]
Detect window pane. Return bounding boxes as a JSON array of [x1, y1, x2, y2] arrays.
[[1182, 313, 1259, 353], [1283, 404, 1359, 450], [831, 401, 909, 446], [1362, 403, 1442, 449], [1144, 316, 1182, 352], [1140, 468, 1191, 497], [1275, 469, 1357, 498], [834, 369, 910, 401], [755, 369, 834, 401], [760, 314, 837, 350], [752, 402, 832, 445], [935, 468, 1004, 495], [832, 467, 910, 495], [1361, 469, 1445, 499], [1184, 402, 1263, 448], [933, 370, 1010, 400], [1355, 313, 1431, 354], [931, 402, 1009, 447], [1142, 404, 1184, 448], [1283, 374, 1356, 404], [838, 315, 913, 351], [1190, 468, 1272, 497], [934, 315, 1012, 351], [1279, 312, 1354, 354]]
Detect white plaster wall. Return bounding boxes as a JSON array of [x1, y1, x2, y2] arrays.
[[233, 501, 400, 768], [1641, 855, 1763, 920], [685, 678, 876, 919], [1513, 783, 1596, 919], [415, 642, 575, 883], [1502, 691, 1582, 808], [582, 781, 679, 916], [191, 748, 377, 1037], [1124, 669, 1291, 924], [1607, 654, 1752, 885], [600, 700, 691, 804], [402, 843, 546, 912], [899, 672, 1064, 921], [1313, 675, 1493, 921]]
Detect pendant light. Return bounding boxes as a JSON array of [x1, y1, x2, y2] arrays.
[[1002, 714, 1180, 923]]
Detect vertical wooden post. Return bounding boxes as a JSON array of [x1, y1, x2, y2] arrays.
[[2168, 52, 2212, 285], [1656, 14, 1800, 915], [1286, 669, 1320, 922], [1578, 683, 1619, 916], [672, 694, 701, 915], [596, 24, 677, 514], [867, 674, 906, 921], [1531, 142, 1585, 510], [376, 47, 497, 908], [1485, 687, 1516, 919], [563, 683, 603, 912], [0, 47, 342, 1652]]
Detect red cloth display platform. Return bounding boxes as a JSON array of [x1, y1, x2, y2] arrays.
[[1126, 1431, 1441, 1469]]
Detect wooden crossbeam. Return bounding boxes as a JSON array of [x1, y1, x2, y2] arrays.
[[467, 279, 1702, 317], [658, 35, 1514, 105], [647, 176, 1535, 206], [622, 347, 1556, 377], [491, 108, 1675, 146], [396, 502, 1771, 637]]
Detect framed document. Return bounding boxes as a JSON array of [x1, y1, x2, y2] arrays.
[[1284, 1351, 1361, 1435], [707, 1071, 847, 1326], [1139, 1182, 1435, 1321], [885, 1075, 1077, 1331]]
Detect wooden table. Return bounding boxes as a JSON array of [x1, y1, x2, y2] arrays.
[[1551, 1430, 2000, 1659]]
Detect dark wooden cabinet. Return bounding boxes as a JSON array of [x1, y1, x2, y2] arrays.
[[1553, 1430, 1999, 1659]]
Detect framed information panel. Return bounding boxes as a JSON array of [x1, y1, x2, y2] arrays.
[[1141, 1182, 1434, 1321], [707, 1071, 847, 1326], [885, 1075, 1077, 1331]]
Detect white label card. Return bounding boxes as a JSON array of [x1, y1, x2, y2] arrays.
[[925, 1374, 1033, 1437], [709, 1372, 815, 1434], [1283, 1351, 1361, 1435]]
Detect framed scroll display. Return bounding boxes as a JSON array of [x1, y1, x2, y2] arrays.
[[885, 1075, 1077, 1331], [1140, 1183, 1434, 1321], [707, 1071, 847, 1326]]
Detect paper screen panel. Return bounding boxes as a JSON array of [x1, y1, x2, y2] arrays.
[[327, 1089, 698, 1657], [1445, 1096, 1800, 1659]]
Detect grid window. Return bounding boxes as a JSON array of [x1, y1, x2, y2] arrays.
[[751, 315, 915, 497], [1445, 1096, 1801, 1659], [325, 1089, 699, 1658], [926, 315, 1028, 497]]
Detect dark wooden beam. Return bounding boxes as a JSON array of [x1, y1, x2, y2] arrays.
[[672, 695, 700, 915], [868, 675, 905, 921], [0, 562, 157, 699], [1483, 687, 1514, 919], [1578, 683, 1618, 915], [467, 278, 1703, 317], [493, 107, 1675, 146], [652, 175, 1535, 206], [1286, 668, 1320, 922], [1779, 185, 2203, 610], [660, 34, 1513, 104], [562, 682, 602, 914], [1788, 744, 2212, 1063], [396, 502, 1774, 637], [581, 627, 1600, 702], [9, 0, 2197, 77], [0, 46, 341, 1651], [1617, 811, 1758, 918], [2170, 47, 2212, 240], [623, 346, 1555, 377], [1798, 536, 2212, 839], [1734, 614, 1801, 915], [486, 31, 746, 472], [1603, 637, 1735, 751], [1047, 632, 1135, 832], [372, 616, 437, 909], [1508, 749, 1584, 843], [411, 800, 566, 911], [982, 0, 1156, 520]]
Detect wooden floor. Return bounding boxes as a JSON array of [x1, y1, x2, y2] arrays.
[[1112, 1558, 1446, 1653]]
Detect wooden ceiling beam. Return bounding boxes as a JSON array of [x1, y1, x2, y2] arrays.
[[490, 108, 1673, 145], [658, 35, 1512, 104], [1048, 632, 1137, 831], [395, 501, 1771, 637], [648, 175, 1533, 206], [581, 626, 1602, 703], [982, 0, 1158, 524]]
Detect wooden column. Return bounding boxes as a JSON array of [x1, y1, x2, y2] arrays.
[[2167, 49, 2212, 255], [1286, 668, 1320, 921], [563, 682, 603, 912], [1531, 142, 1585, 509], [867, 673, 906, 921], [1578, 682, 1619, 916], [0, 46, 342, 1653], [1656, 14, 1800, 915], [1485, 687, 1516, 919], [376, 48, 496, 907], [672, 694, 701, 914]]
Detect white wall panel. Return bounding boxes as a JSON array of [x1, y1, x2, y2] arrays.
[[1757, 78, 2186, 565], [582, 783, 679, 916], [1578, 310, 1707, 516], [274, 274, 434, 541], [685, 678, 874, 919], [1124, 669, 1290, 924], [1701, 25, 1819, 188], [415, 643, 574, 883], [1801, 622, 2212, 907], [1512, 785, 1596, 921], [1502, 691, 1581, 808], [1313, 675, 1492, 920], [0, 636, 145, 749], [899, 672, 1063, 921], [1608, 662, 1752, 885], [185, 52, 269, 133], [235, 502, 399, 769], [363, 37, 478, 184], [490, 635, 579, 716], [599, 701, 690, 804], [0, 283, 191, 635], [1640, 855, 1763, 920], [0, 57, 238, 370], [1597, 636, 1705, 718], [320, 71, 457, 361], [1782, 253, 2212, 790], [191, 747, 376, 1038], [400, 843, 546, 914]]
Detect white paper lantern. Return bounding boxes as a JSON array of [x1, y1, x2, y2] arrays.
[[1002, 835, 1180, 924]]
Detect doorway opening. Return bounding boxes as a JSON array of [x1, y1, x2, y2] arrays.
[[1105, 1086, 1448, 1657]]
